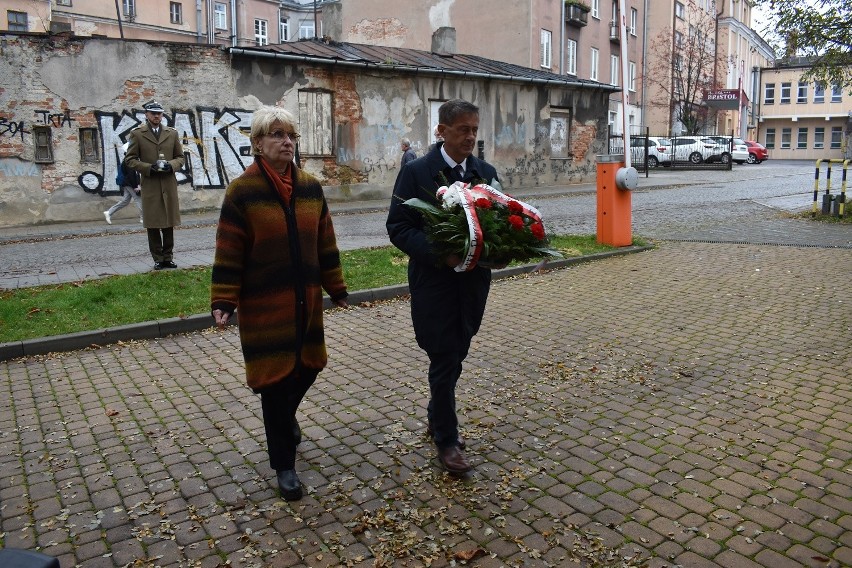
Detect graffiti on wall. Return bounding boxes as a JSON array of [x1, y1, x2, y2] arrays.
[[0, 118, 28, 141], [0, 157, 40, 177], [34, 109, 75, 128], [79, 107, 254, 195]]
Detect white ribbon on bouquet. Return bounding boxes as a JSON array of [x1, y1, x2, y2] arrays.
[[436, 181, 544, 272]]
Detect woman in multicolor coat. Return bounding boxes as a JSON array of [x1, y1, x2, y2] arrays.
[[211, 106, 349, 501]]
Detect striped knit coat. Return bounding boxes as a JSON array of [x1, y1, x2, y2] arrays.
[[211, 160, 348, 390]]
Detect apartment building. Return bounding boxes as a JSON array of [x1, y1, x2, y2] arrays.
[[324, 0, 644, 138], [641, 0, 772, 138], [714, 0, 774, 139], [0, 0, 327, 46], [756, 57, 852, 160]]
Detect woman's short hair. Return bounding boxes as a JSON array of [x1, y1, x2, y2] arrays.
[[250, 106, 298, 155]]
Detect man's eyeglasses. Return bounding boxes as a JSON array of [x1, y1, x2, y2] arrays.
[[267, 130, 300, 141]]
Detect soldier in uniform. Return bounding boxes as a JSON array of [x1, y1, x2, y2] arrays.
[[125, 100, 185, 270]]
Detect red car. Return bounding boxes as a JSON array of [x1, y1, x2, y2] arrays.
[[744, 141, 768, 164]]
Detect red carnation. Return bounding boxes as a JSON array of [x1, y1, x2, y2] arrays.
[[508, 214, 524, 230], [531, 222, 545, 240], [475, 197, 492, 209], [507, 200, 524, 213]]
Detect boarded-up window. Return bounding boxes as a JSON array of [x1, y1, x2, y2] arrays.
[[33, 126, 54, 163], [298, 90, 333, 156], [79, 128, 99, 162], [550, 111, 571, 159]]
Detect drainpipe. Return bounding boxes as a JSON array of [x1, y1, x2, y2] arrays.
[[560, 0, 565, 74], [231, 0, 237, 46], [641, 0, 647, 127], [113, 0, 124, 38], [196, 0, 202, 43]]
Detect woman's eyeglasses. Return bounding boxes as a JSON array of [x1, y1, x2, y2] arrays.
[[267, 130, 300, 141]]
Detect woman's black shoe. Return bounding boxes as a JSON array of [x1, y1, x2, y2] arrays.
[[276, 469, 303, 501]]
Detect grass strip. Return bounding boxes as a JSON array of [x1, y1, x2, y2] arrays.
[[0, 235, 635, 343]]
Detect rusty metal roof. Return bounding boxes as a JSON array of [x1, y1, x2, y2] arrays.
[[229, 37, 617, 91]]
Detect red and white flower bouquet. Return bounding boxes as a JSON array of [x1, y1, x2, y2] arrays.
[[404, 180, 562, 271]]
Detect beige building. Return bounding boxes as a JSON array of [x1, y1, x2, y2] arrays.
[[640, 0, 773, 138], [756, 58, 852, 160], [0, 0, 327, 46], [714, 0, 775, 139]]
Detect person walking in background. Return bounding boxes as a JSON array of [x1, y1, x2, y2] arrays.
[[386, 99, 500, 476], [400, 138, 417, 168], [104, 142, 143, 225], [125, 100, 185, 270], [210, 106, 349, 501]]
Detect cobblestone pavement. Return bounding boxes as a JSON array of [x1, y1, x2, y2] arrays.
[[2, 240, 850, 567]]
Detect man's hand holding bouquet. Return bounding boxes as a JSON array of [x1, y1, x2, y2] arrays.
[[404, 179, 562, 272]]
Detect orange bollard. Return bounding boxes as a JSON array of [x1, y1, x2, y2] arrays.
[[596, 154, 632, 246]]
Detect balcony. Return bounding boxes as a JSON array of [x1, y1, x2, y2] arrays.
[[609, 22, 620, 43], [565, 3, 590, 27]]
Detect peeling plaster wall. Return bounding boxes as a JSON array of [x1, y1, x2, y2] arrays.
[[0, 34, 610, 228]]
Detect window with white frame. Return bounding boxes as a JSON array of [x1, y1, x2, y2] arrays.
[[765, 128, 775, 149], [540, 29, 552, 69], [780, 82, 791, 103], [122, 0, 135, 17], [214, 2, 227, 29], [566, 39, 577, 75], [797, 128, 808, 149], [590, 48, 599, 81], [764, 83, 775, 104], [675, 1, 685, 19], [280, 16, 289, 41], [830, 126, 842, 148], [675, 31, 684, 47], [797, 82, 808, 103], [628, 61, 636, 92], [7, 10, 27, 30], [591, 0, 600, 19], [254, 19, 268, 45], [57, 0, 72, 6], [630, 8, 637, 35], [299, 21, 315, 38], [170, 2, 182, 24], [831, 84, 842, 102], [781, 127, 791, 148], [610, 55, 619, 86], [814, 127, 824, 149], [814, 82, 825, 103]]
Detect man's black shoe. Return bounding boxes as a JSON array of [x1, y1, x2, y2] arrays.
[[154, 262, 165, 270], [161, 260, 177, 269], [276, 469, 303, 501], [292, 417, 302, 446], [437, 446, 472, 475]]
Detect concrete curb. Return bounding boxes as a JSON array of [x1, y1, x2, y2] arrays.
[[0, 245, 652, 361]]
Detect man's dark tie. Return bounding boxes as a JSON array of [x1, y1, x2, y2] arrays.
[[453, 164, 464, 181]]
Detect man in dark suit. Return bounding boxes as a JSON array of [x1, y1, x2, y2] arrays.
[[125, 100, 185, 270], [386, 99, 499, 475]]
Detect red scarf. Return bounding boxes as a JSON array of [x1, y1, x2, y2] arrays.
[[257, 156, 293, 205]]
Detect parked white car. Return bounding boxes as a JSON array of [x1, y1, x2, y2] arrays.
[[629, 136, 672, 168], [669, 137, 720, 164], [703, 136, 750, 164]]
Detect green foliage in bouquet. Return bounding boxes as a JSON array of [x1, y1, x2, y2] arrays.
[[404, 189, 563, 268]]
